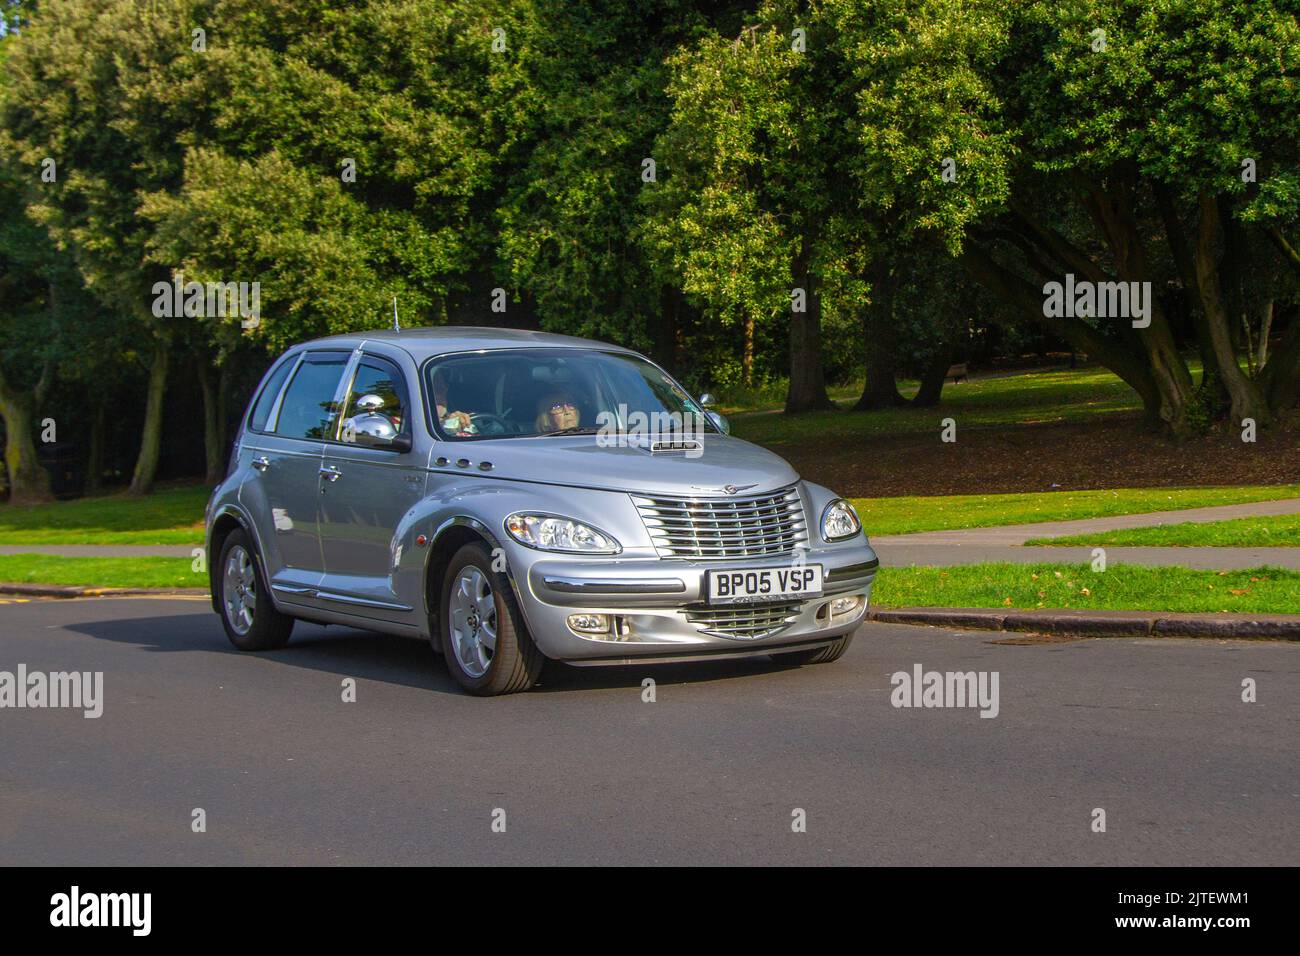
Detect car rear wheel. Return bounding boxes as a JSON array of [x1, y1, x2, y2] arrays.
[[775, 632, 854, 666], [440, 542, 544, 696], [217, 528, 294, 651]]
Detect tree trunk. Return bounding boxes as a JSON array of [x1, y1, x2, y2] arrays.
[[0, 382, 53, 505], [784, 232, 834, 413], [85, 399, 106, 495], [198, 356, 228, 485], [128, 339, 170, 496], [1260, 305, 1300, 411], [854, 261, 907, 410], [911, 345, 954, 407], [1084, 181, 1194, 436], [1257, 300, 1273, 369], [1191, 193, 1270, 427]]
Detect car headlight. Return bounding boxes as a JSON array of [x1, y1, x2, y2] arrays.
[[820, 499, 862, 542], [504, 514, 621, 554]]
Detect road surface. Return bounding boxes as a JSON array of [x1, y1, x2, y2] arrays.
[[2, 596, 1295, 865]]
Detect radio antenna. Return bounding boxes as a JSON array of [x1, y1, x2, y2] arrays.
[[391, 295, 400, 332]]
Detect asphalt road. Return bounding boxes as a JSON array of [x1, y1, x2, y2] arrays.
[[2, 596, 1296, 866]]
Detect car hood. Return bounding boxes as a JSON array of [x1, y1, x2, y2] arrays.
[[450, 434, 800, 497]]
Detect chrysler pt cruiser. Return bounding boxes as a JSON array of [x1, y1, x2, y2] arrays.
[[205, 328, 878, 695]]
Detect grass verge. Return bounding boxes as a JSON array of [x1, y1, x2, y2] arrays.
[[851, 485, 1300, 536], [0, 484, 209, 545], [0, 555, 203, 589], [872, 563, 1300, 614], [1026, 513, 1300, 548]]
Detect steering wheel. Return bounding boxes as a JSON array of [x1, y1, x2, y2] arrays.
[[468, 412, 512, 435]]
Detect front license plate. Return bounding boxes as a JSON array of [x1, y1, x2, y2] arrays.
[[706, 565, 824, 605]]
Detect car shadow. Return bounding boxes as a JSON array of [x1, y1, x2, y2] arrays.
[[536, 655, 806, 693], [62, 607, 463, 696], [62, 603, 812, 696]]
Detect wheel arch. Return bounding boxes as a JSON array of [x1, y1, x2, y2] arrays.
[[207, 505, 264, 613], [423, 516, 526, 633]]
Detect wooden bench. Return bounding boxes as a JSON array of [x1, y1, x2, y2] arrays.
[[945, 363, 968, 383]]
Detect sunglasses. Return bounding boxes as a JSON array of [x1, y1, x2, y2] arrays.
[[548, 401, 576, 413]]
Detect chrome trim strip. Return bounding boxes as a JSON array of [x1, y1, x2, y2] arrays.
[[541, 576, 687, 594], [315, 590, 414, 612], [825, 558, 880, 581], [271, 583, 318, 596]]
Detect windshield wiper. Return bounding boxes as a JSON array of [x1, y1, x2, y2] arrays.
[[539, 425, 602, 437]]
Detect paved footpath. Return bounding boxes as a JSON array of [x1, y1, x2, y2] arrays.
[[871, 498, 1300, 570]]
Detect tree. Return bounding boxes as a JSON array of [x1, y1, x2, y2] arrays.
[[491, 1, 752, 354], [0, 0, 232, 493], [643, 4, 865, 412], [829, 0, 1300, 435], [141, 0, 511, 362]]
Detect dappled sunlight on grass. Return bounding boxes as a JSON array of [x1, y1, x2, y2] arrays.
[[0, 484, 210, 544]]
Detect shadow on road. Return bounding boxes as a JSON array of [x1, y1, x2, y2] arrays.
[[61, 601, 819, 696]]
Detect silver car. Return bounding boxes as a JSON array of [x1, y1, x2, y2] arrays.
[[205, 328, 879, 695]]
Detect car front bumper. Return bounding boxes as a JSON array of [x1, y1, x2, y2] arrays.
[[515, 539, 879, 663]]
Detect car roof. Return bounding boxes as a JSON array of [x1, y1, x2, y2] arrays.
[[300, 326, 642, 363]]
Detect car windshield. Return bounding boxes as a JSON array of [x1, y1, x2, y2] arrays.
[[424, 348, 712, 441]]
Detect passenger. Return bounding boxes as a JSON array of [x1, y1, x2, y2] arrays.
[[535, 391, 580, 433]]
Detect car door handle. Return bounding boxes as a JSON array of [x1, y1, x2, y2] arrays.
[[251, 456, 270, 472], [319, 466, 343, 482]]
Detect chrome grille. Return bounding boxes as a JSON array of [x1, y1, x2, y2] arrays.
[[632, 486, 807, 559], [685, 601, 802, 641]]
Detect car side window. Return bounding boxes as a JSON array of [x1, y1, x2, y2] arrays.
[[274, 354, 348, 440], [248, 356, 295, 433], [341, 356, 409, 439]]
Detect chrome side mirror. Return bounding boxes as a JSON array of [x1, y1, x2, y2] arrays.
[[705, 410, 730, 435], [698, 392, 716, 408], [355, 393, 387, 412]]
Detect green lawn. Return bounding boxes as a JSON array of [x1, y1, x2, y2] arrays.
[[851, 485, 1300, 536], [0, 484, 209, 545], [872, 563, 1300, 615], [1026, 513, 1300, 548], [729, 367, 1139, 446], [2, 480, 1299, 547], [0, 554, 204, 589]]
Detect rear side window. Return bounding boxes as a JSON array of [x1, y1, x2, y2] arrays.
[[248, 357, 295, 433], [274, 354, 348, 440]]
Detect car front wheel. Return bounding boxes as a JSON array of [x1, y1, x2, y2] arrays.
[[440, 542, 544, 696]]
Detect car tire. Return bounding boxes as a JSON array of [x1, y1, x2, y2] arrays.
[[440, 541, 544, 696], [776, 632, 854, 666], [216, 528, 294, 651]]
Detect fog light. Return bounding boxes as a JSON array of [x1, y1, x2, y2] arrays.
[[567, 613, 611, 634], [829, 596, 864, 618]]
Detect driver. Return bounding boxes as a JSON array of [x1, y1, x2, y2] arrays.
[[535, 390, 581, 433], [431, 369, 475, 436]]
